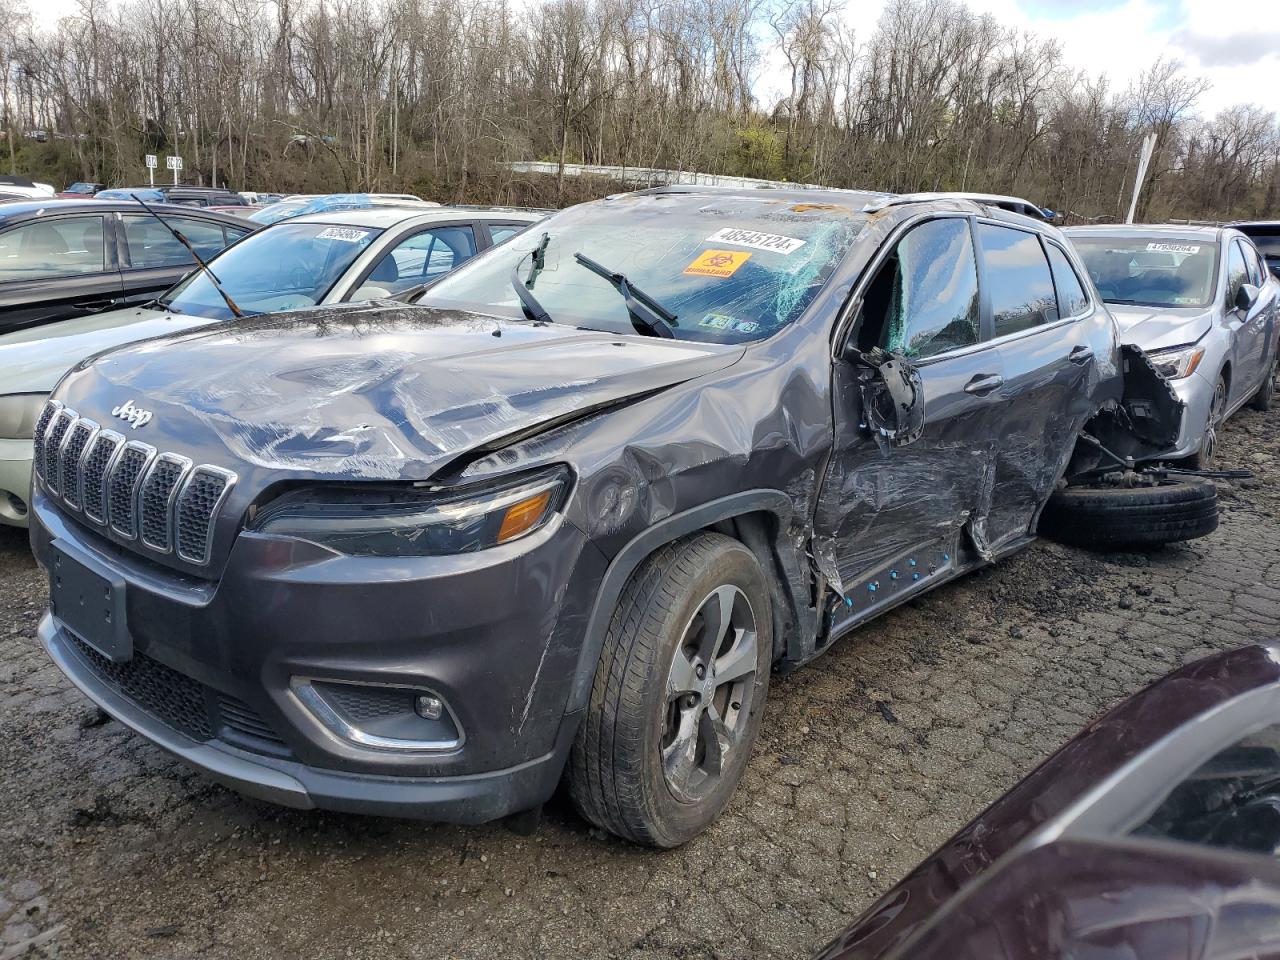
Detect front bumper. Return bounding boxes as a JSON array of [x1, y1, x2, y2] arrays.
[[1164, 370, 1215, 459], [0, 437, 33, 527], [42, 613, 577, 820], [31, 489, 606, 821]]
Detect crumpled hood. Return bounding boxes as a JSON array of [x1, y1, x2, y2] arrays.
[[54, 303, 744, 481], [0, 306, 217, 395], [1107, 304, 1212, 353]]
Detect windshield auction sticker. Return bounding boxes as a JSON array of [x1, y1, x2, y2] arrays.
[[705, 227, 806, 255], [316, 226, 372, 243], [685, 249, 751, 278], [1146, 242, 1201, 254]]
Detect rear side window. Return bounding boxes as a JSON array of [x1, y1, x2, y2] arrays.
[[978, 224, 1058, 337], [870, 218, 980, 360], [122, 215, 229, 268], [0, 216, 107, 281], [1046, 244, 1089, 318], [489, 224, 528, 245]]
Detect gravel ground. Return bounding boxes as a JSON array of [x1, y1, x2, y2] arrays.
[[2, 403, 1279, 960]]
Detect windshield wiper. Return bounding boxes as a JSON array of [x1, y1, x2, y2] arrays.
[[510, 232, 553, 323], [573, 253, 677, 339], [129, 193, 246, 319]]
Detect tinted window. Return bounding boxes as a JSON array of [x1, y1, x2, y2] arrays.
[[1046, 244, 1089, 318], [0, 216, 107, 281], [351, 226, 477, 302], [489, 224, 527, 244], [423, 195, 866, 344], [1133, 722, 1280, 859], [1227, 240, 1249, 305], [978, 224, 1057, 337], [1240, 240, 1262, 286], [122, 215, 228, 268], [870, 218, 980, 359]]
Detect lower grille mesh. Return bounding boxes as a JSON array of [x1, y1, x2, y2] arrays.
[[69, 635, 212, 740], [67, 635, 288, 753]]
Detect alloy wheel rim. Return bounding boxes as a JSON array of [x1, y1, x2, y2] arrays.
[[661, 584, 758, 804], [1203, 380, 1226, 469]]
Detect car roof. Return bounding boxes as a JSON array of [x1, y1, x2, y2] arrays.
[[1064, 223, 1224, 241], [0, 198, 255, 225], [631, 184, 891, 207], [290, 205, 544, 228]]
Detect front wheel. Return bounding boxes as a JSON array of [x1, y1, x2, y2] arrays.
[[1185, 374, 1228, 470], [567, 533, 772, 847], [1249, 356, 1276, 412]]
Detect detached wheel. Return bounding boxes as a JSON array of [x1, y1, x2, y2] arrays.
[[1038, 478, 1218, 549], [1249, 357, 1276, 411], [568, 533, 771, 847]]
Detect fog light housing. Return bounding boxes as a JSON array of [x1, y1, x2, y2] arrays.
[[414, 694, 444, 720], [292, 679, 462, 752]]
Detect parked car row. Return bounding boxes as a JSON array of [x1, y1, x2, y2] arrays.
[[0, 201, 541, 525]]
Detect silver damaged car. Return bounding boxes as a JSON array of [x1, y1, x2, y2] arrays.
[[1066, 224, 1280, 467]]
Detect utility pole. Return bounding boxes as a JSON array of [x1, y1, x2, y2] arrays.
[[1126, 133, 1157, 224]]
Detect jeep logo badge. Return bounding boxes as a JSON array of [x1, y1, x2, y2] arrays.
[[111, 399, 153, 429]]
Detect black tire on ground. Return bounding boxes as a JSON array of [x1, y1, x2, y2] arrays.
[[1184, 374, 1227, 470], [567, 532, 772, 848], [1038, 478, 1218, 549], [1249, 358, 1276, 412]]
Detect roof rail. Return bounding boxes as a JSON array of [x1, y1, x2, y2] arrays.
[[863, 192, 1055, 222]]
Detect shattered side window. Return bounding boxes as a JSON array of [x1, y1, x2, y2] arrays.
[[421, 195, 868, 344], [1131, 722, 1280, 859], [874, 217, 980, 360]]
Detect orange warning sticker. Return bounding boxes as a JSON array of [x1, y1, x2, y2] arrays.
[[683, 249, 751, 278]]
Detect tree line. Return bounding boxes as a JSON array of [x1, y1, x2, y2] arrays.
[[0, 0, 1275, 222]]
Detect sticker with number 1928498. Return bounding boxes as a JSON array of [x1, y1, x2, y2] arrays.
[[49, 541, 131, 662]]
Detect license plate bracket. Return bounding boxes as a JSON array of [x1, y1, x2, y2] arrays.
[[50, 540, 131, 663]]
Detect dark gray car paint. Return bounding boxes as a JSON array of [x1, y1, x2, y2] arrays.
[[0, 200, 254, 334], [32, 189, 1139, 820]]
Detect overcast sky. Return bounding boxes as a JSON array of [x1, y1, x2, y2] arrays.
[[758, 0, 1279, 119], [28, 0, 1279, 120]]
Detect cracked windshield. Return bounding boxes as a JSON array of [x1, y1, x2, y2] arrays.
[[421, 194, 867, 343]]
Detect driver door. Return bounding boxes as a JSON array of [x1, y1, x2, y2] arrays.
[[814, 216, 1005, 624]]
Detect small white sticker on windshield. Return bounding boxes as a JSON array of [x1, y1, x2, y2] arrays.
[[1146, 242, 1201, 254], [705, 227, 806, 255], [316, 226, 371, 242]]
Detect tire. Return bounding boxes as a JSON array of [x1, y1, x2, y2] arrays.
[[1249, 357, 1276, 412], [567, 533, 772, 847], [1184, 374, 1227, 470], [1038, 478, 1218, 549]]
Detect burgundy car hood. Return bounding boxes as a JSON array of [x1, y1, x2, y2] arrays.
[[55, 303, 743, 481]]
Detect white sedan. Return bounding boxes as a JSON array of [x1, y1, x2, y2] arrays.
[[0, 205, 543, 526]]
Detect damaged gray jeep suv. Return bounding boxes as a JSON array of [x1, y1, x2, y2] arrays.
[[30, 187, 1209, 846]]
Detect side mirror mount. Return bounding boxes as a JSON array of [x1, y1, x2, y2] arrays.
[[1235, 283, 1260, 313], [845, 345, 925, 448]]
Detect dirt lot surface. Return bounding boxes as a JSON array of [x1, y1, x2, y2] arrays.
[[2, 404, 1279, 960]]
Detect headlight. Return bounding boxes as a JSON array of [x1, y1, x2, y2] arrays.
[[1147, 344, 1205, 380], [0, 393, 48, 440], [252, 465, 572, 557]]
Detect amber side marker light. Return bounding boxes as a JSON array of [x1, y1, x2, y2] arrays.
[[497, 490, 554, 543]]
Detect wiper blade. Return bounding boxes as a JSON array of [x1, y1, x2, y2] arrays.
[[510, 232, 553, 323], [573, 252, 677, 339], [129, 193, 246, 319]]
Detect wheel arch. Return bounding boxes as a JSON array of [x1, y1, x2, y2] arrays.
[[565, 490, 808, 715]]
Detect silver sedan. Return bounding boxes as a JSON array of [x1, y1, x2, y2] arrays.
[[1066, 224, 1280, 467]]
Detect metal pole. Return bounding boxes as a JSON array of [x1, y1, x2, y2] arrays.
[[173, 161, 179, 186], [1126, 133, 1157, 224], [149, 164, 154, 188]]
